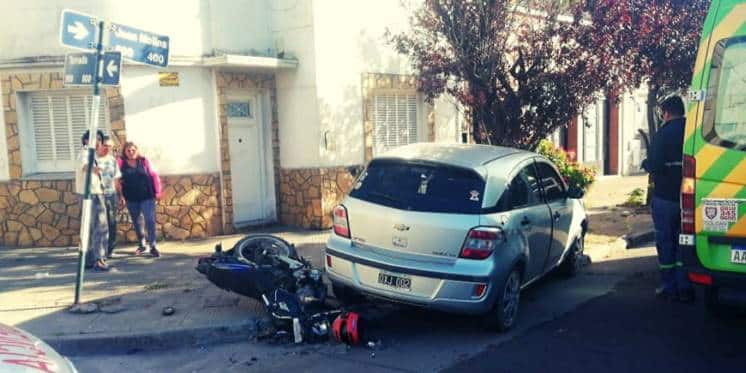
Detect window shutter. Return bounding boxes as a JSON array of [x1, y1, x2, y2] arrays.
[[51, 95, 71, 162], [30, 95, 53, 161], [372, 93, 418, 155], [27, 90, 109, 173]]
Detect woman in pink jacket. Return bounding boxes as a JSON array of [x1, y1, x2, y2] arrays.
[[118, 141, 162, 257]]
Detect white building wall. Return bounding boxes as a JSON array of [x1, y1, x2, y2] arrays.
[[312, 0, 415, 167], [272, 0, 459, 168], [575, 98, 605, 169], [207, 0, 273, 54], [120, 66, 219, 175], [619, 88, 649, 176], [433, 96, 463, 143], [271, 0, 321, 169], [0, 0, 273, 60]]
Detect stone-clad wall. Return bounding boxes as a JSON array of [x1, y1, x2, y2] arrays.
[[279, 167, 355, 229], [117, 174, 223, 243], [0, 173, 222, 248], [0, 71, 132, 248], [0, 180, 80, 247]]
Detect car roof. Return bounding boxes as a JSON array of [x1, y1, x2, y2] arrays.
[[376, 143, 534, 170]]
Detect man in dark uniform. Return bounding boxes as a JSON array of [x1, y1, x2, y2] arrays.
[[642, 95, 694, 302]]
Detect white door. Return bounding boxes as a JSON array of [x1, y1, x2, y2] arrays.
[[226, 94, 275, 225]]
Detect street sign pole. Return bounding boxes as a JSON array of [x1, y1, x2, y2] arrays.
[[62, 8, 169, 304], [74, 20, 106, 305]]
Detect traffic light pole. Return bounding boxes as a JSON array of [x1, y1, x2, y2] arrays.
[[74, 20, 106, 305]]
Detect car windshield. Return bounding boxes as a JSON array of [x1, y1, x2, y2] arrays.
[[349, 159, 485, 214]]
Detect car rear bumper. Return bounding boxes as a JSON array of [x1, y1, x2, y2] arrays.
[[325, 246, 497, 315], [681, 243, 746, 291]]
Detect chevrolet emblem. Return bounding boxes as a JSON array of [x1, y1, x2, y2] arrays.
[[393, 224, 410, 231]]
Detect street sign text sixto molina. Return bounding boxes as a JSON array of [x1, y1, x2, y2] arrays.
[[109, 22, 170, 67]]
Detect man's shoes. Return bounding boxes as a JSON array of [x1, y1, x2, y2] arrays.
[[93, 260, 110, 272], [677, 289, 696, 303], [655, 287, 676, 301], [150, 246, 161, 258], [134, 246, 147, 256]]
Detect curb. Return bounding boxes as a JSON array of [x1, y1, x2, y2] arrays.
[[45, 321, 257, 356], [624, 229, 656, 249]]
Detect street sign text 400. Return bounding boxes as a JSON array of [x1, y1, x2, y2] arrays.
[[146, 52, 165, 65]]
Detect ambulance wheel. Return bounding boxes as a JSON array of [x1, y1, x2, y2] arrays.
[[704, 286, 726, 316]]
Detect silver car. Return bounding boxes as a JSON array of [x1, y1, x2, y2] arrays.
[[325, 143, 587, 331]]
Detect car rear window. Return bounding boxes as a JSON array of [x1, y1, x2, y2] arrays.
[[349, 159, 485, 214], [703, 36, 746, 152]]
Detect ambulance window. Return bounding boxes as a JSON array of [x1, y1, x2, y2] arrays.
[[703, 37, 746, 152]]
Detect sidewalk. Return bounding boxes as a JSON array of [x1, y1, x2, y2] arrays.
[[0, 176, 652, 356], [582, 175, 654, 254], [0, 227, 329, 355]]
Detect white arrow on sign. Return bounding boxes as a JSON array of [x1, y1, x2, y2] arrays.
[[106, 59, 118, 78], [67, 21, 89, 40]]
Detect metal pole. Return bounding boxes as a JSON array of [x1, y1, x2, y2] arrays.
[[74, 20, 106, 305]]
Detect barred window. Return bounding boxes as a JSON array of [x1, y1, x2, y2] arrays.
[[372, 93, 420, 155], [20, 90, 109, 174]]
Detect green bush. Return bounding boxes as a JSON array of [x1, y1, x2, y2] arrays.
[[625, 187, 646, 207], [535, 139, 596, 192]]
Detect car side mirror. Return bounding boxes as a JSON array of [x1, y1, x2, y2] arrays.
[[567, 187, 584, 199]]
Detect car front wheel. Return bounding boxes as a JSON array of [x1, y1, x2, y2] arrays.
[[559, 233, 585, 277], [484, 268, 521, 332]]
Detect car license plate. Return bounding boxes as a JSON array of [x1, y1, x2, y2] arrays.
[[377, 272, 411, 291], [731, 245, 746, 264]]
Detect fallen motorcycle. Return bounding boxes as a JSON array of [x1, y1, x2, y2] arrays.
[[196, 234, 341, 343]]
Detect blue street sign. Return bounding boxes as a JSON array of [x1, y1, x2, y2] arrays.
[[102, 52, 122, 85], [64, 51, 121, 86], [108, 22, 169, 67], [60, 10, 97, 51]]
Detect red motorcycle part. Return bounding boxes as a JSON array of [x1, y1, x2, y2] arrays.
[[332, 312, 362, 345]]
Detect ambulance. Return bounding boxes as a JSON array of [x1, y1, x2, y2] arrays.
[[681, 0, 746, 311]]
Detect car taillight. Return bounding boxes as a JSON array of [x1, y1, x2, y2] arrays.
[[681, 155, 696, 235], [460, 227, 503, 260], [333, 205, 350, 238], [688, 272, 712, 286], [472, 283, 488, 298]]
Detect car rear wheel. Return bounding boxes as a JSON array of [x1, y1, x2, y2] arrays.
[[559, 233, 585, 277], [484, 268, 521, 332]]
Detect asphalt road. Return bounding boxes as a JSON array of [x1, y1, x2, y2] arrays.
[[70, 267, 625, 372], [70, 248, 746, 373], [445, 271, 746, 373]]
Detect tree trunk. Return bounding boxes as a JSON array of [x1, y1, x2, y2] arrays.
[[644, 86, 659, 207]]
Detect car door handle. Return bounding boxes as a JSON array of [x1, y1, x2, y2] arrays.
[[521, 217, 531, 226], [553, 211, 561, 221]]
